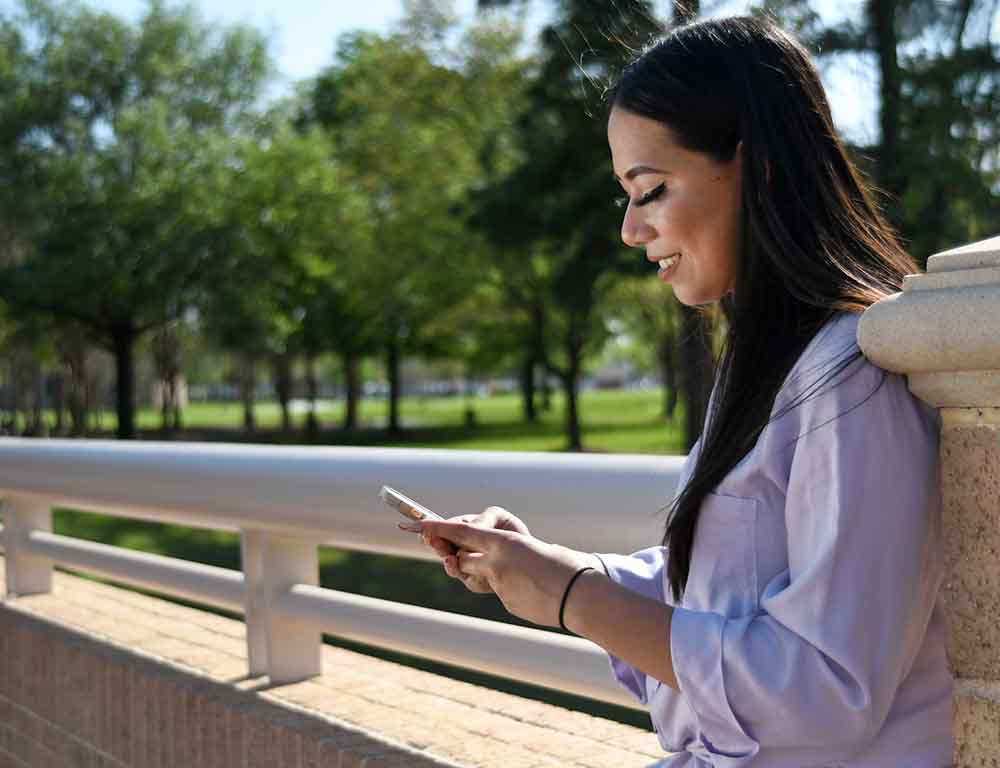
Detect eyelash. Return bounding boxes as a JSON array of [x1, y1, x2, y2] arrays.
[[614, 182, 667, 209]]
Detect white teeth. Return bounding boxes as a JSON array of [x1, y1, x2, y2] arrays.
[[658, 254, 680, 270]]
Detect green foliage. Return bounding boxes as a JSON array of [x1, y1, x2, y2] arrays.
[[202, 115, 371, 365], [599, 274, 678, 376], [298, 11, 534, 430], [0, 0, 272, 436], [470, 0, 663, 447], [767, 0, 1000, 262]]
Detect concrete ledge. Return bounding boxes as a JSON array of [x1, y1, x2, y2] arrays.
[[858, 234, 1000, 388], [0, 557, 664, 767]]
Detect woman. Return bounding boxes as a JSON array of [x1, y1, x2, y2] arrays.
[[401, 16, 953, 767]]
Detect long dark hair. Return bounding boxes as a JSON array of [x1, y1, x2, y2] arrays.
[[607, 16, 917, 603]]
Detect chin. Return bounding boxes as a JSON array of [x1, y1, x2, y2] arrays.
[[673, 288, 723, 307]]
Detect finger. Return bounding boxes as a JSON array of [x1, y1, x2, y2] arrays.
[[462, 575, 494, 594], [398, 522, 421, 532], [455, 549, 488, 576], [443, 555, 462, 579], [428, 535, 457, 557], [445, 557, 492, 593], [481, 505, 506, 521], [416, 520, 500, 552]]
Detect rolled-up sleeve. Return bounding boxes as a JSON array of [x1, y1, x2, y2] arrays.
[[669, 362, 943, 760], [595, 546, 668, 704]]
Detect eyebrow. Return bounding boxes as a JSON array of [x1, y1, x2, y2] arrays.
[[614, 164, 669, 182]]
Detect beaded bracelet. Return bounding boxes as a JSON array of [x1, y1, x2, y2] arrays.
[[558, 566, 596, 633]]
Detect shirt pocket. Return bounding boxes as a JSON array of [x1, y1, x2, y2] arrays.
[[680, 491, 759, 618]]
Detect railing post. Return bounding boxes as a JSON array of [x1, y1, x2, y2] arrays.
[[241, 530, 321, 684], [859, 233, 1000, 767], [2, 495, 54, 597], [240, 529, 268, 676]]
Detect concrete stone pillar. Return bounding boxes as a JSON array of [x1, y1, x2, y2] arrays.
[[859, 234, 1000, 766]]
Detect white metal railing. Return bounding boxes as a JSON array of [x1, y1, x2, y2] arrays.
[[0, 438, 683, 711]]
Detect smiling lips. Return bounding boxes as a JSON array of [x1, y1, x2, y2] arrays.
[[658, 254, 680, 271]]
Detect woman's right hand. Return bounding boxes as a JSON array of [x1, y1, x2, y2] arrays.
[[420, 506, 531, 594]]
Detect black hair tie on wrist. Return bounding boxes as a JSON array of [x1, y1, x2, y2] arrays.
[[559, 566, 596, 633]]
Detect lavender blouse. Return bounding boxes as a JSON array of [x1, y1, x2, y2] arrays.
[[598, 312, 954, 767]]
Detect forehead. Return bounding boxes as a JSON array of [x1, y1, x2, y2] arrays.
[[607, 107, 679, 174]]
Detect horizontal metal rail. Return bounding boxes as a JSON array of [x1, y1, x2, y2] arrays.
[[0, 439, 683, 711], [280, 583, 640, 710], [0, 439, 682, 558], [23, 530, 245, 612]]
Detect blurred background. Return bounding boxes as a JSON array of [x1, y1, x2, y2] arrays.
[[0, 0, 997, 451], [0, 0, 997, 723]]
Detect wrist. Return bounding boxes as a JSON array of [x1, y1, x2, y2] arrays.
[[558, 564, 594, 632], [562, 568, 605, 637]]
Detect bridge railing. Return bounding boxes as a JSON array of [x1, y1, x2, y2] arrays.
[[0, 439, 683, 711]]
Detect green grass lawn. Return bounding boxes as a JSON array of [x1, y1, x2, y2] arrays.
[[12, 388, 686, 729], [99, 387, 687, 455]]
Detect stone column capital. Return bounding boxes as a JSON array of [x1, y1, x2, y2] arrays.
[[858, 234, 1000, 407]]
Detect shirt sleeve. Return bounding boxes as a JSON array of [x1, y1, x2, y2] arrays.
[[594, 546, 668, 704], [669, 359, 944, 759]]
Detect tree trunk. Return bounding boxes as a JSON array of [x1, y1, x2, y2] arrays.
[[273, 353, 292, 433], [160, 379, 172, 436], [240, 357, 256, 433], [659, 334, 678, 420], [870, 0, 903, 220], [10, 365, 21, 435], [563, 373, 581, 451], [386, 337, 401, 434], [520, 355, 537, 423], [679, 306, 713, 450], [112, 328, 136, 440], [64, 344, 87, 437], [344, 352, 360, 430], [68, 379, 86, 436], [562, 314, 585, 451], [305, 352, 319, 437], [173, 387, 182, 431], [52, 372, 66, 435], [27, 363, 45, 436], [531, 299, 551, 412]]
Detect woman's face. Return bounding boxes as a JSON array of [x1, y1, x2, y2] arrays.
[[608, 106, 743, 306]]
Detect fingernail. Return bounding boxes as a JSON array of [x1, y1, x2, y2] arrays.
[[398, 522, 421, 532]]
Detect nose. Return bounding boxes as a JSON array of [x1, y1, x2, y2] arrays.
[[620, 204, 654, 248]]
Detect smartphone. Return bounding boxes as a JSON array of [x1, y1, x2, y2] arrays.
[[378, 485, 444, 522], [379, 486, 457, 555]]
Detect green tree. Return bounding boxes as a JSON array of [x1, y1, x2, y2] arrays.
[[201, 113, 370, 435], [763, 0, 1000, 261], [601, 275, 681, 420], [0, 0, 270, 438], [304, 15, 517, 434], [475, 0, 662, 450]]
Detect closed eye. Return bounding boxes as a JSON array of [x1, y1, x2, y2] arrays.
[[637, 182, 666, 206], [614, 182, 667, 210]]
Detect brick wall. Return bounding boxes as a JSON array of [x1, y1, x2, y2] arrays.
[[0, 559, 664, 768]]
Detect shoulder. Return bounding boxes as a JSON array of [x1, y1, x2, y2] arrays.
[[786, 311, 863, 390], [775, 311, 930, 436]]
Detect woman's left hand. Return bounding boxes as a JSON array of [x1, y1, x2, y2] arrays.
[[402, 518, 595, 628]]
